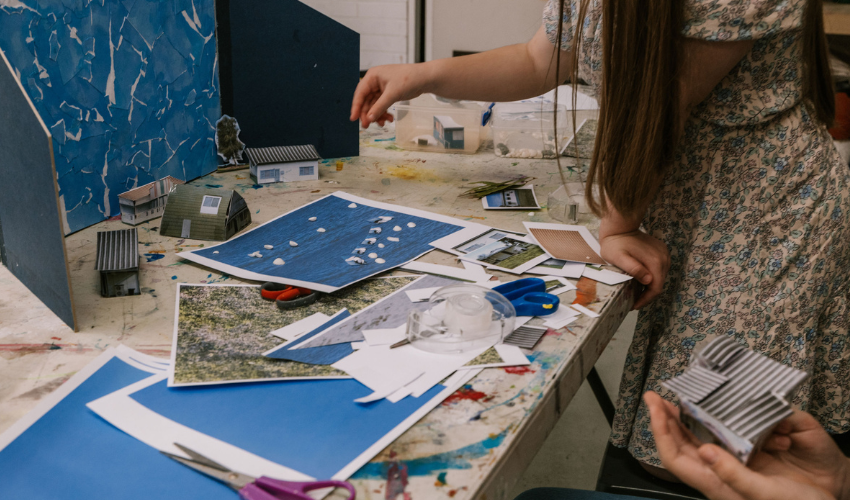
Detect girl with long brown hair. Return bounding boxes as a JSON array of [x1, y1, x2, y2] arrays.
[[351, 0, 850, 479]]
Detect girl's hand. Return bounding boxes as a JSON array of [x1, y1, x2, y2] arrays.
[[645, 391, 848, 500], [599, 230, 669, 309], [350, 64, 430, 128]]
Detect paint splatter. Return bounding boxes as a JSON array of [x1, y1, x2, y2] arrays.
[[443, 385, 488, 404], [504, 366, 535, 375], [144, 253, 165, 262], [435, 472, 447, 486], [172, 276, 178, 280], [385, 461, 409, 500]]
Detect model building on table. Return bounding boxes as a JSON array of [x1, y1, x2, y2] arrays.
[[159, 185, 251, 241], [245, 145, 320, 184], [663, 335, 808, 463], [117, 177, 183, 225], [95, 228, 140, 298]]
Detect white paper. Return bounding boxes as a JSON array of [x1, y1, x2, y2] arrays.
[[550, 283, 578, 295], [362, 325, 407, 346], [522, 222, 605, 265], [457, 344, 531, 370], [268, 309, 350, 352], [400, 261, 488, 282], [527, 261, 586, 279], [514, 316, 533, 329], [582, 267, 633, 285], [405, 287, 442, 303], [460, 260, 489, 277], [571, 303, 600, 318], [350, 342, 366, 350], [269, 313, 332, 340], [542, 304, 581, 329]]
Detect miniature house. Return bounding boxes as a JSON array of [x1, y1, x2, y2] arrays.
[[433, 115, 464, 149], [95, 228, 140, 298], [118, 176, 184, 225], [245, 145, 321, 184], [159, 185, 251, 241]]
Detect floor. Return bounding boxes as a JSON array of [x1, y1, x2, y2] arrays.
[[510, 311, 638, 497]]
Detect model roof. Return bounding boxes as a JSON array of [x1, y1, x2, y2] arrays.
[[95, 228, 139, 272], [159, 185, 247, 241], [118, 176, 183, 202], [245, 145, 320, 165]]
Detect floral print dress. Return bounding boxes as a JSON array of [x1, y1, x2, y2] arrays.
[[544, 0, 850, 466]]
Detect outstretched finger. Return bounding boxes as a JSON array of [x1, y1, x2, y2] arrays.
[[351, 77, 377, 121], [366, 90, 400, 126], [699, 445, 779, 500]]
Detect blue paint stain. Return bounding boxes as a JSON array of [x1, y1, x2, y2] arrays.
[[351, 430, 508, 479], [144, 253, 165, 262], [205, 184, 223, 188], [436, 472, 447, 485], [171, 276, 178, 280]]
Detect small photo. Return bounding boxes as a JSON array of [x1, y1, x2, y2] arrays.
[[482, 185, 540, 210], [463, 236, 546, 272]]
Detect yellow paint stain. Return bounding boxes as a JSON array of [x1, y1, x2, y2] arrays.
[[386, 165, 438, 182]]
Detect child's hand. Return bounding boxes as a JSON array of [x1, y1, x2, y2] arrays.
[[350, 64, 430, 128]]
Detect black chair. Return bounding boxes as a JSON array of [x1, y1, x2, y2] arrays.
[[586, 368, 705, 500]]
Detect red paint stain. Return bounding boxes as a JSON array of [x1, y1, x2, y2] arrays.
[[448, 490, 457, 497], [51, 337, 61, 340], [385, 461, 409, 500], [0, 343, 91, 360], [107, 214, 122, 221], [573, 277, 598, 307], [504, 366, 535, 375], [443, 386, 487, 404]]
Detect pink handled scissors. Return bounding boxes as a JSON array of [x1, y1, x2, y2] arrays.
[[162, 443, 356, 500]]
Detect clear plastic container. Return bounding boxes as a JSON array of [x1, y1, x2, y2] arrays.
[[490, 102, 571, 159], [393, 94, 488, 154], [405, 284, 516, 354]]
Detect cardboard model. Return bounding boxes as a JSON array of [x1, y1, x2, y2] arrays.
[[95, 228, 141, 298], [663, 336, 808, 463], [159, 185, 251, 241], [434, 115, 465, 149], [118, 176, 184, 225], [246, 145, 321, 184]]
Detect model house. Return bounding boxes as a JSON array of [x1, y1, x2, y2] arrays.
[[159, 185, 251, 241], [95, 228, 140, 298], [433, 115, 464, 149], [245, 145, 321, 184], [118, 176, 183, 225]]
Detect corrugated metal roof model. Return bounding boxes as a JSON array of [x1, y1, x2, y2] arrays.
[[95, 228, 141, 297], [662, 336, 808, 463], [245, 145, 320, 165], [159, 185, 251, 241]]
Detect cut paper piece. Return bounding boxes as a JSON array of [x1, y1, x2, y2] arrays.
[[351, 342, 366, 350], [308, 217, 317, 221], [268, 312, 332, 340], [179, 192, 487, 293], [249, 251, 263, 258], [346, 256, 366, 265], [370, 227, 382, 234], [460, 260, 489, 277], [354, 371, 425, 404], [582, 267, 633, 285], [274, 259, 285, 265], [332, 343, 486, 402], [348, 203, 357, 208], [378, 243, 385, 248], [264, 245, 274, 250], [88, 366, 477, 482], [571, 303, 600, 318], [263, 310, 355, 365], [375, 258, 386, 264], [482, 184, 541, 210], [458, 344, 530, 370], [353, 248, 366, 254], [549, 280, 578, 295], [407, 223, 416, 228], [362, 325, 407, 346], [362, 238, 376, 245], [523, 222, 605, 265], [368, 252, 378, 259], [290, 241, 298, 247], [317, 228, 326, 233], [542, 304, 581, 330], [0, 346, 248, 500], [369, 216, 393, 224], [387, 236, 399, 242], [451, 228, 549, 275], [528, 259, 586, 279], [503, 325, 548, 350], [169, 279, 415, 387], [404, 287, 442, 303], [296, 275, 460, 349], [214, 251, 220, 254], [393, 226, 402, 232], [401, 261, 491, 283]]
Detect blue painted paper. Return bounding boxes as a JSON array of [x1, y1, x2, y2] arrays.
[[187, 194, 465, 290], [265, 310, 355, 365], [132, 378, 445, 480], [0, 0, 220, 233], [0, 354, 236, 499]]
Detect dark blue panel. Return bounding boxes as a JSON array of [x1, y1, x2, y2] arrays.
[[265, 310, 354, 364]]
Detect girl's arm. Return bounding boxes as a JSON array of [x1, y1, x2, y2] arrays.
[[350, 26, 574, 128]]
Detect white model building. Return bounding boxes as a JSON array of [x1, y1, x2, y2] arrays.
[[117, 176, 183, 225], [245, 145, 321, 184]]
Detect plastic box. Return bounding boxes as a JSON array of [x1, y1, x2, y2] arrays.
[[393, 94, 488, 154], [490, 102, 571, 159]]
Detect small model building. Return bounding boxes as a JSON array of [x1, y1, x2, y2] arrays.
[[159, 185, 252, 241], [663, 336, 808, 463], [117, 176, 184, 225], [433, 115, 464, 149], [245, 145, 321, 184], [95, 228, 140, 298]]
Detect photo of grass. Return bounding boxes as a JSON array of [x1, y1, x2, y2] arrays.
[[474, 237, 545, 270], [172, 276, 417, 386], [464, 347, 504, 367]]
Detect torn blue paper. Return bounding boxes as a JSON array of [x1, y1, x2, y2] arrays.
[[264, 309, 354, 365]]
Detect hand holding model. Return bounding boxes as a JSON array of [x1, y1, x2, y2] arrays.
[[645, 391, 850, 500]]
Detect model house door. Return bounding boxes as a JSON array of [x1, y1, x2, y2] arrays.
[[181, 219, 191, 238], [274, 169, 280, 182]]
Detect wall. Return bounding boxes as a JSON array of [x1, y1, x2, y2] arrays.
[[0, 0, 220, 234], [299, 0, 415, 69]]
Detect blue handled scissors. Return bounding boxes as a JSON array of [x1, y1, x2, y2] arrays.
[[493, 278, 560, 316], [162, 443, 355, 500]]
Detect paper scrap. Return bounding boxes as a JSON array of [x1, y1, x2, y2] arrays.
[[362, 325, 407, 346], [582, 267, 633, 285], [268, 312, 332, 340], [523, 222, 605, 265], [457, 344, 530, 370], [404, 287, 442, 303], [542, 304, 581, 330], [527, 259, 586, 279], [570, 303, 600, 318], [503, 325, 548, 349], [400, 261, 488, 283], [481, 184, 541, 210], [351, 342, 366, 350]]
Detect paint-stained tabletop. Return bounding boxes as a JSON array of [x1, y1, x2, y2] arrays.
[[0, 123, 633, 500]]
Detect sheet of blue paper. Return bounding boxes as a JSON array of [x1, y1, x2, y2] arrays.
[[131, 377, 445, 480], [0, 349, 235, 500], [265, 309, 354, 364], [179, 193, 470, 292]]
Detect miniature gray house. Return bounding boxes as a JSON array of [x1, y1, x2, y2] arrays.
[[95, 228, 140, 298], [434, 115, 464, 149], [118, 176, 184, 225], [245, 145, 321, 184], [159, 185, 251, 241]]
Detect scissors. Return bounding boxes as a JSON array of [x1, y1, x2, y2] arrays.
[[493, 278, 560, 316], [162, 443, 356, 500], [261, 282, 318, 310]]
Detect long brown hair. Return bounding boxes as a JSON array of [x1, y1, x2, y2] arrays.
[[552, 0, 835, 219]]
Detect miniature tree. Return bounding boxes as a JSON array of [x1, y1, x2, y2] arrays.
[[215, 115, 245, 165]]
